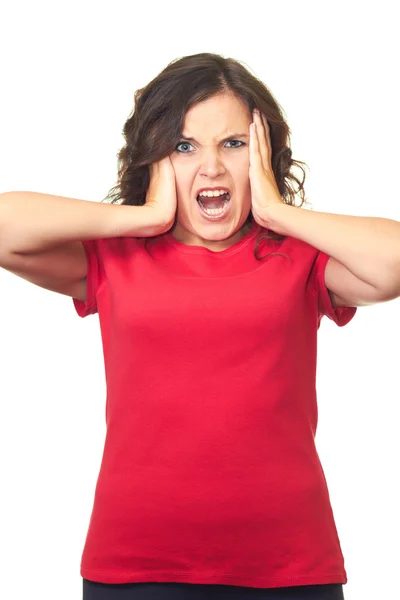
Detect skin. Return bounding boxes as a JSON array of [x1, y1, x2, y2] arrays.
[[168, 92, 254, 252]]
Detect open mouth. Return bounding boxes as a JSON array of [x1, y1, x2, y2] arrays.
[[196, 192, 231, 219]]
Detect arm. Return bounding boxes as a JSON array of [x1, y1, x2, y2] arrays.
[[0, 191, 169, 255]]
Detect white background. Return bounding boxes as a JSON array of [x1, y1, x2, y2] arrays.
[[0, 1, 399, 599]]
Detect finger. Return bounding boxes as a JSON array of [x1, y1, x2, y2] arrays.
[[250, 119, 262, 169], [261, 114, 272, 156], [262, 114, 273, 166], [254, 111, 270, 169]]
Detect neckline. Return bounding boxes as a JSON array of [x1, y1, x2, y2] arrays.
[[163, 218, 262, 256]]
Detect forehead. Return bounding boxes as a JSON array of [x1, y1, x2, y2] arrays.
[[182, 94, 250, 139]]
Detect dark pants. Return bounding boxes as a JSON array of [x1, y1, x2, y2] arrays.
[[82, 579, 345, 600]]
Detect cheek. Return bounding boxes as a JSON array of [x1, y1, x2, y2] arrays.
[[169, 165, 189, 193], [229, 153, 250, 174], [235, 163, 251, 188]]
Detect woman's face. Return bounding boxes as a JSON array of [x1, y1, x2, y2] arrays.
[[168, 93, 253, 251]]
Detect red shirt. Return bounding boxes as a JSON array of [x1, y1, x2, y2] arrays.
[[73, 217, 356, 588]]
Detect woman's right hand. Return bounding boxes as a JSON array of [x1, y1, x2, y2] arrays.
[[145, 156, 177, 231]]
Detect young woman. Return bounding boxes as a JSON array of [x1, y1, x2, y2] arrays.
[[2, 52, 399, 600]]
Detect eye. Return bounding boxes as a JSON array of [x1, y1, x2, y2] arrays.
[[175, 140, 245, 153], [226, 140, 245, 149], [176, 141, 193, 153]]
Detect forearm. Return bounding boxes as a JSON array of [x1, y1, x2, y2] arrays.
[[0, 191, 165, 254], [266, 203, 400, 290]]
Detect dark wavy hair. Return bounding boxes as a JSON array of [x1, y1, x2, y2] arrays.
[[101, 52, 311, 261]]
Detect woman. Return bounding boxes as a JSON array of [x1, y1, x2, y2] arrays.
[[2, 52, 399, 599], [80, 52, 354, 599]]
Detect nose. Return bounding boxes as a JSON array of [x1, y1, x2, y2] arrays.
[[199, 149, 226, 178]]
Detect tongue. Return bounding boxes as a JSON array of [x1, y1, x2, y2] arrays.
[[198, 193, 229, 209]]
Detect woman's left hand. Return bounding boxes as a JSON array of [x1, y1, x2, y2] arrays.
[[249, 109, 285, 227]]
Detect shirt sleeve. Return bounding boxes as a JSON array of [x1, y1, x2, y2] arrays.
[[312, 250, 357, 327], [72, 239, 105, 318]]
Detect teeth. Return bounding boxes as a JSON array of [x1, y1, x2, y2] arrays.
[[199, 190, 228, 197], [198, 198, 229, 216]]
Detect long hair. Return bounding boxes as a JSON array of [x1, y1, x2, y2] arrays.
[[102, 52, 311, 261]]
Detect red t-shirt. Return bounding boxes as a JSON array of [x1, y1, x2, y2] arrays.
[[73, 217, 356, 588]]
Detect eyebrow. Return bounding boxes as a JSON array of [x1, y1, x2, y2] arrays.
[[180, 133, 249, 143]]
